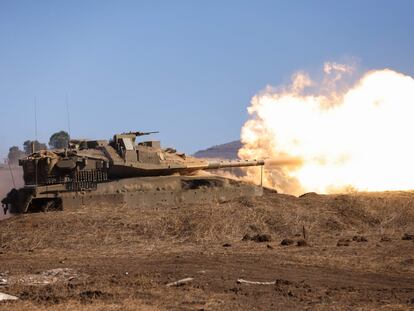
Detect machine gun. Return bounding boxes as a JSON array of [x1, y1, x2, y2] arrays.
[[123, 131, 159, 137]]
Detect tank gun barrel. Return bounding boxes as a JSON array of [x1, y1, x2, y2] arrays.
[[205, 159, 265, 170]]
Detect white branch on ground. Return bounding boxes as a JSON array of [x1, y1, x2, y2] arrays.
[[166, 277, 194, 287], [237, 278, 276, 285], [0, 292, 19, 301]]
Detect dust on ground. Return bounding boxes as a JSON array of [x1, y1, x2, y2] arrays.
[[0, 189, 414, 310], [0, 167, 23, 220]]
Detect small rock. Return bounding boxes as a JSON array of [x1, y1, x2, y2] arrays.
[[281, 239, 294, 246], [242, 234, 251, 241], [243, 233, 272, 243], [229, 287, 242, 294], [251, 234, 271, 243], [266, 244, 273, 249], [402, 233, 414, 241], [380, 236, 392, 242], [337, 238, 350, 247], [353, 235, 368, 242], [296, 239, 308, 247], [222, 243, 232, 247]]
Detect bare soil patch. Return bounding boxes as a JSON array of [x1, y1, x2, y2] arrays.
[[0, 189, 414, 310]]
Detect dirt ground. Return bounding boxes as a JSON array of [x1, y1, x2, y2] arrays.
[[0, 188, 414, 310]]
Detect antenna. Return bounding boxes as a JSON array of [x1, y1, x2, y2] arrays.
[[34, 96, 38, 142], [34, 97, 38, 186], [65, 93, 71, 140]]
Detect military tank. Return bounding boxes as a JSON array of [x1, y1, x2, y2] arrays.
[[2, 131, 264, 214]]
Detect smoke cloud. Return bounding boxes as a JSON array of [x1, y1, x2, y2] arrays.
[[239, 62, 414, 195]]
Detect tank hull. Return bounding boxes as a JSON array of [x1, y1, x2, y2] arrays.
[[2, 176, 263, 213]]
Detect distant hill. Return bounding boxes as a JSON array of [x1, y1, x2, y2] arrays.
[[193, 140, 242, 159]]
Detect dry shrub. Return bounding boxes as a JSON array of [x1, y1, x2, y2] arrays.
[[1, 190, 413, 253], [0, 299, 161, 311]]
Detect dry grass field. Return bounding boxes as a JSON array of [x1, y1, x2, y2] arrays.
[[0, 188, 414, 310]]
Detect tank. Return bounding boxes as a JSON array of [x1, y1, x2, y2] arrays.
[[2, 131, 265, 214]]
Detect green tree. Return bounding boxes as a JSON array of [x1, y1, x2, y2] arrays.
[[49, 131, 70, 149], [23, 140, 47, 154], [7, 146, 25, 165]]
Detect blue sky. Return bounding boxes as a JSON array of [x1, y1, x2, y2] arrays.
[[0, 0, 413, 159]]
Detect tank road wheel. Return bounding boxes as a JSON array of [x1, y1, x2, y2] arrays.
[[27, 198, 63, 213], [42, 199, 63, 212]]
